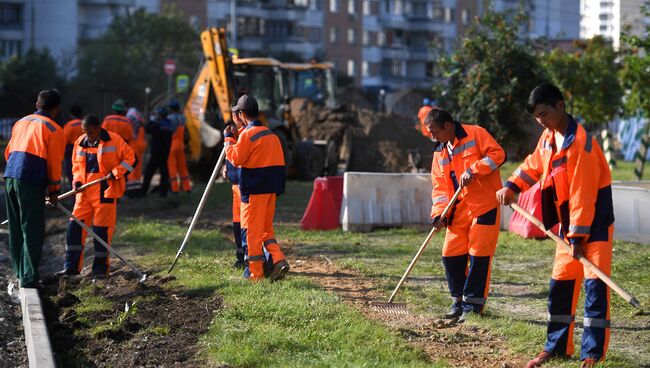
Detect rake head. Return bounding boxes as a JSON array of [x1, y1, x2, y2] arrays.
[[370, 302, 409, 315]]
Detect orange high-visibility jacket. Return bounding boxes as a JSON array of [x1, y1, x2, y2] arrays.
[[431, 123, 505, 220], [102, 114, 133, 143], [225, 121, 285, 197], [72, 129, 136, 199], [505, 115, 614, 244], [63, 118, 83, 145], [4, 112, 66, 193]]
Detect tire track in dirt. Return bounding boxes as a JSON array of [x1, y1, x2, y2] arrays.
[[289, 256, 527, 368]]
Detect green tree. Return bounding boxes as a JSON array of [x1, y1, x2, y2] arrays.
[[542, 36, 622, 129], [619, 1, 650, 178], [74, 5, 199, 108], [433, 6, 547, 158], [0, 48, 64, 118]]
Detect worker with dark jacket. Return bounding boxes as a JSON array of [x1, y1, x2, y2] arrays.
[[57, 115, 136, 278], [226, 105, 246, 269], [225, 95, 289, 281], [497, 84, 614, 368], [63, 105, 84, 186], [141, 107, 174, 197], [426, 108, 505, 323], [102, 99, 133, 143], [4, 90, 66, 288]]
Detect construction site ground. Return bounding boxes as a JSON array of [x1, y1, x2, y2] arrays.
[[2, 178, 648, 367]]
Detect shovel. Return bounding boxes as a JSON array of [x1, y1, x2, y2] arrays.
[[371, 186, 462, 314], [510, 203, 641, 309]]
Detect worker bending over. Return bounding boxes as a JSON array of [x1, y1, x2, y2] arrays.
[[4, 90, 65, 288], [167, 100, 192, 193], [224, 95, 289, 281], [57, 115, 136, 278], [102, 99, 133, 143], [426, 108, 505, 323], [497, 83, 614, 368]]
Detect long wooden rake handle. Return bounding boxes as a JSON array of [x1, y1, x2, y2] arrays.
[[510, 203, 641, 309], [168, 146, 227, 274], [387, 186, 463, 303]]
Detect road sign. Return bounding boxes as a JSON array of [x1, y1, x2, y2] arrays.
[[176, 74, 190, 93], [164, 58, 176, 75]]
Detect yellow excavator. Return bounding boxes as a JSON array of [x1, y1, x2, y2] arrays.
[[184, 27, 339, 179]]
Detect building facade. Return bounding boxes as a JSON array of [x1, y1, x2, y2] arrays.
[[580, 0, 647, 48]]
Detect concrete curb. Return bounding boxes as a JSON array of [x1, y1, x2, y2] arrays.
[[20, 288, 56, 368]]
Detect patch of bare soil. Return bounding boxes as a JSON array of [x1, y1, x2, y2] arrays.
[[41, 270, 220, 368], [289, 257, 527, 368]]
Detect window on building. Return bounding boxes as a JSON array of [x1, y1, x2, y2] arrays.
[[444, 7, 455, 23], [347, 59, 355, 77], [433, 4, 444, 20], [394, 0, 403, 15], [461, 9, 469, 25], [330, 0, 338, 13], [363, 0, 370, 15], [0, 39, 22, 59], [292, 0, 309, 7], [330, 27, 338, 44], [348, 0, 355, 14], [348, 28, 355, 44], [391, 60, 402, 76], [377, 31, 385, 46], [310, 0, 321, 10], [0, 3, 22, 28], [307, 27, 321, 42], [362, 61, 369, 77], [362, 30, 369, 46], [412, 1, 427, 17]]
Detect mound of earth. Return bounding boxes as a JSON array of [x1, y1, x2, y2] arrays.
[[294, 104, 434, 173]]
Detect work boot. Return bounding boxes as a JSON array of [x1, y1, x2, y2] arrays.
[[580, 358, 599, 368], [444, 303, 463, 319], [55, 269, 79, 278], [232, 259, 245, 270], [526, 351, 563, 368], [457, 310, 472, 323], [269, 260, 290, 282]]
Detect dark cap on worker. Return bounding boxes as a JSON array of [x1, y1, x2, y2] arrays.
[[234, 94, 259, 118]]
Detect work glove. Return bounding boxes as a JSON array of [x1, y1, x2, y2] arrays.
[[73, 182, 83, 191], [107, 172, 116, 181], [569, 237, 584, 260], [431, 216, 447, 231], [459, 169, 474, 188]]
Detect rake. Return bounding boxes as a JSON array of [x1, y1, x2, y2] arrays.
[[510, 203, 641, 309], [371, 186, 462, 314]]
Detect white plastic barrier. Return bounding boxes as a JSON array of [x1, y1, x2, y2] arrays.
[[341, 172, 432, 231], [341, 173, 650, 244]]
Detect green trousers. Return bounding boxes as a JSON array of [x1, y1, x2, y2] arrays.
[[5, 178, 46, 288]]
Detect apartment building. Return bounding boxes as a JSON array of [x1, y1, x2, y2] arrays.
[[581, 0, 647, 48]]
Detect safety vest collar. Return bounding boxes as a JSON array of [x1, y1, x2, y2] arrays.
[[34, 110, 53, 120], [541, 114, 579, 153], [455, 123, 468, 139], [246, 120, 263, 128], [79, 129, 111, 148]]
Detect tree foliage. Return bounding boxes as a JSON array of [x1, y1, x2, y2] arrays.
[[74, 5, 200, 106], [433, 6, 547, 158], [0, 48, 64, 117], [542, 36, 622, 128], [619, 1, 650, 119]]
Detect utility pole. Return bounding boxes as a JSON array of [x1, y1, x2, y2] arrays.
[[231, 0, 237, 49]]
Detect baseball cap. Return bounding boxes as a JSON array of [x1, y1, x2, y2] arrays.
[[234, 94, 259, 118]]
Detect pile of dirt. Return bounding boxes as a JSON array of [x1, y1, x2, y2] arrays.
[[41, 270, 220, 368], [295, 104, 434, 173]]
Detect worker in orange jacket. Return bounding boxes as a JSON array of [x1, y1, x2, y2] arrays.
[[497, 84, 614, 368], [63, 105, 84, 187], [56, 115, 137, 278], [225, 94, 289, 281], [167, 101, 192, 193], [102, 99, 133, 144], [4, 90, 66, 288], [126, 107, 147, 196], [426, 108, 505, 323]]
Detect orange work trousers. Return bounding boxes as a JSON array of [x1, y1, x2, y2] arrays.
[[127, 129, 147, 191], [241, 193, 285, 280], [168, 144, 191, 192], [544, 225, 613, 361], [441, 199, 500, 312], [64, 183, 117, 275]]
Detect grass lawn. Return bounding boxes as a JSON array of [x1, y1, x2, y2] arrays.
[[79, 171, 648, 367]]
